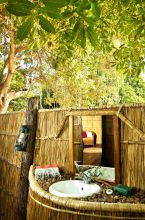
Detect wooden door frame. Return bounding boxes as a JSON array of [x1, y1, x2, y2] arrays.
[[68, 110, 121, 184]]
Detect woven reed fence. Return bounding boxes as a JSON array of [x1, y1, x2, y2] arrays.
[[34, 109, 69, 171], [0, 112, 25, 220], [121, 106, 145, 189]]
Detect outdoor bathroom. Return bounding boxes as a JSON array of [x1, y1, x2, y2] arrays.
[[0, 0, 145, 219], [0, 102, 145, 220]]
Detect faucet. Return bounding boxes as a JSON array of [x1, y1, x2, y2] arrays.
[[80, 172, 92, 184], [74, 161, 103, 184], [74, 161, 93, 183], [74, 161, 80, 173]]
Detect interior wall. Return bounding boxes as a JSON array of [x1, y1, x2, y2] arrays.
[[82, 116, 102, 145]]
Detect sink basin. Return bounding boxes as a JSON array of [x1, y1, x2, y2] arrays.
[[49, 180, 101, 198]]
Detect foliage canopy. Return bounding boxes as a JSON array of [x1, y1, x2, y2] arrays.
[[1, 0, 144, 75], [0, 0, 144, 112]]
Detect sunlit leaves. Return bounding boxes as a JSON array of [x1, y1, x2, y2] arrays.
[[2, 0, 144, 76]]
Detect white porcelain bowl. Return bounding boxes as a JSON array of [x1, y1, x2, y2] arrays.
[[49, 180, 101, 198]]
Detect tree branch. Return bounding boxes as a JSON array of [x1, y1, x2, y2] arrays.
[[0, 22, 15, 94], [8, 90, 29, 100], [1, 45, 28, 83]]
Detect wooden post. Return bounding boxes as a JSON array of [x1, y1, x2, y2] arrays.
[[18, 98, 39, 220], [113, 115, 121, 185], [69, 115, 74, 174]]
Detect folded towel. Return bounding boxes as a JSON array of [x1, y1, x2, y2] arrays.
[[35, 165, 61, 180]]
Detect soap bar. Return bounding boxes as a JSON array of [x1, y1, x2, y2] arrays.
[[114, 184, 134, 196]]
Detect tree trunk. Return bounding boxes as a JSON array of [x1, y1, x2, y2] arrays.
[[18, 98, 39, 220]]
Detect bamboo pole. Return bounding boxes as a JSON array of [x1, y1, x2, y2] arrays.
[[69, 115, 74, 174]]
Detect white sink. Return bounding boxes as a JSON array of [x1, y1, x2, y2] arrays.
[[49, 180, 101, 198]]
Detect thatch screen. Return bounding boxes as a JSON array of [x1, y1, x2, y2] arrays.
[[0, 112, 25, 220], [34, 109, 69, 171], [121, 105, 145, 189]]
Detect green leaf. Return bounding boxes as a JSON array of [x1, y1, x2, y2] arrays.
[[135, 25, 144, 38], [39, 6, 61, 19], [61, 10, 74, 19], [39, 16, 55, 33], [69, 0, 79, 7], [42, 0, 67, 8], [0, 0, 8, 4], [91, 1, 100, 19], [17, 17, 33, 41], [71, 20, 86, 48], [86, 27, 97, 47], [83, 16, 96, 28], [71, 19, 81, 41], [6, 2, 34, 16], [77, 0, 91, 13], [76, 26, 86, 48], [8, 0, 35, 8], [122, 0, 130, 6]]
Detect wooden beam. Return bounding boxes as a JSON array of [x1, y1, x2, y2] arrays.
[[69, 115, 74, 174], [117, 112, 145, 139], [113, 115, 121, 185], [121, 140, 145, 145], [55, 115, 68, 139], [67, 110, 116, 117]]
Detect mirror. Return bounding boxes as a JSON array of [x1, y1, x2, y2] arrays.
[[69, 112, 120, 184]]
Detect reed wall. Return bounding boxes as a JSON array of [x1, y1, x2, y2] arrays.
[[121, 106, 145, 189], [34, 109, 69, 171], [0, 112, 25, 220]]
